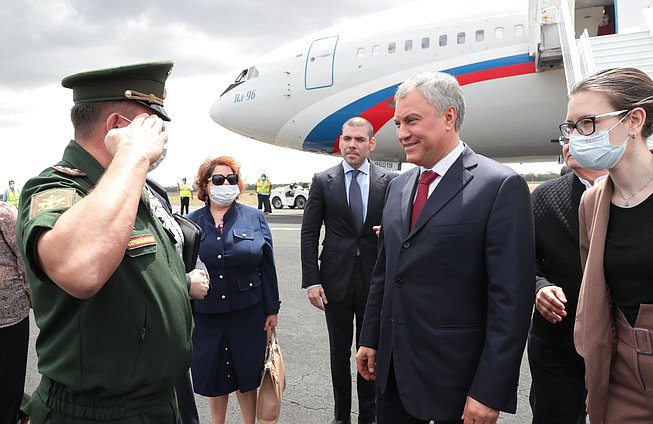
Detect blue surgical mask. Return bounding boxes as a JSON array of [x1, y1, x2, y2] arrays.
[[569, 114, 629, 170], [209, 185, 240, 206]]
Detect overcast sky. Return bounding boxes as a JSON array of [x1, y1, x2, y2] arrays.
[[1, 0, 561, 190]]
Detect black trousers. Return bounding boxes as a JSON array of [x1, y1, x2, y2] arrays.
[[377, 360, 462, 424], [180, 197, 190, 215], [0, 317, 29, 424], [528, 331, 587, 424], [324, 259, 375, 422], [257, 194, 271, 213], [174, 370, 199, 424]]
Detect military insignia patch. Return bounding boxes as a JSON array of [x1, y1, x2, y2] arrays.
[[127, 234, 157, 250], [51, 165, 87, 176], [29, 188, 80, 218]]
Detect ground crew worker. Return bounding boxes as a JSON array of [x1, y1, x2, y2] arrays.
[[256, 173, 272, 214], [16, 61, 193, 423], [178, 177, 193, 215], [4, 180, 20, 207]]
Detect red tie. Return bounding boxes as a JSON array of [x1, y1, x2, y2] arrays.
[[411, 171, 438, 229]]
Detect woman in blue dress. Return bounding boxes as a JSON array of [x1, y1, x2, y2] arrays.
[[188, 156, 280, 424]]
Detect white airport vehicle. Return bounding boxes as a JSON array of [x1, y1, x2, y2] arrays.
[[210, 0, 653, 164], [270, 183, 309, 209]]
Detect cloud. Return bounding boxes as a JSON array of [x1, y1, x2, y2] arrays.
[[0, 0, 400, 88]]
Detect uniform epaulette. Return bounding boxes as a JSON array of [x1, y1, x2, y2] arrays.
[[51, 165, 87, 177]]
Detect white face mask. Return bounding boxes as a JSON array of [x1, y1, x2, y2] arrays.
[[148, 143, 167, 172], [568, 114, 629, 170], [209, 185, 240, 206]]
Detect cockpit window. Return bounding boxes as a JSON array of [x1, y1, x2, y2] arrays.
[[235, 69, 248, 83], [247, 67, 259, 79]]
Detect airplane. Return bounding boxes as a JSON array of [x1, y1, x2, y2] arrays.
[[209, 0, 645, 166]]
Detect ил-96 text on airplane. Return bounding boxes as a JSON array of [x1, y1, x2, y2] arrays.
[[210, 0, 653, 167]]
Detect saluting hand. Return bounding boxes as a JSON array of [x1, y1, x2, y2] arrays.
[[104, 113, 168, 167], [535, 286, 568, 324]]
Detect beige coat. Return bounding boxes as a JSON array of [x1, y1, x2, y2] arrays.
[[575, 176, 619, 424]]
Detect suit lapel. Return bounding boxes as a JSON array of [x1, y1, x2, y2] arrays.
[[401, 168, 420, 239], [364, 164, 383, 227], [328, 164, 351, 226], [408, 146, 476, 237]]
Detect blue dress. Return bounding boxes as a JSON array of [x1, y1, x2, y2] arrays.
[[187, 203, 281, 396]]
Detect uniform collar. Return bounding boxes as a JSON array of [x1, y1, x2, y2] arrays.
[[61, 140, 105, 183]]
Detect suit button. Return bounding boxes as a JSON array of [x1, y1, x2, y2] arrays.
[[402, 242, 410, 249], [395, 279, 403, 287]]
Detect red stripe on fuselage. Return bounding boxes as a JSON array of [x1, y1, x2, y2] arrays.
[[330, 61, 536, 153]]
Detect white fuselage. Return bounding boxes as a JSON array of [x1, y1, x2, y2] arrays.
[[210, 0, 567, 162]]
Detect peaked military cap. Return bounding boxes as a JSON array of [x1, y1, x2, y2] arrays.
[[61, 61, 174, 121]]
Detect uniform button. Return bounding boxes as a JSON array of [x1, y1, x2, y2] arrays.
[[217, 255, 222, 259], [221, 294, 226, 299], [390, 318, 394, 323], [217, 236, 221, 240], [226, 361, 230, 365], [219, 275, 224, 279], [402, 242, 410, 248], [249, 282, 253, 287], [242, 233, 247, 237], [225, 347, 228, 351], [394, 279, 403, 287], [227, 374, 231, 377]]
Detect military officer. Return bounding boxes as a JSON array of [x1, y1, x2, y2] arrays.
[[16, 62, 193, 423]]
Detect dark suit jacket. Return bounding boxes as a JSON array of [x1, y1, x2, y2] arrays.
[[301, 161, 396, 302], [359, 146, 535, 420]]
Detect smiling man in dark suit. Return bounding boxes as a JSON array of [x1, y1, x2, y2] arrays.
[[301, 117, 396, 424], [356, 72, 534, 424]]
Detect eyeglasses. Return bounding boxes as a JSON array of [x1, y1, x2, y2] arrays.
[[210, 174, 238, 185], [558, 110, 629, 143]]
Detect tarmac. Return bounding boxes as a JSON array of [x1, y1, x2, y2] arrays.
[[24, 206, 534, 423]]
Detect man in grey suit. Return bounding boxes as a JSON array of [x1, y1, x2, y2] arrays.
[[301, 117, 396, 424], [356, 72, 534, 424]]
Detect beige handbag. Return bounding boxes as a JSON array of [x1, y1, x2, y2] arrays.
[[256, 327, 286, 424]]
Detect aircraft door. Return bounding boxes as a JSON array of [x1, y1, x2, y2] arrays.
[[305, 36, 339, 90]]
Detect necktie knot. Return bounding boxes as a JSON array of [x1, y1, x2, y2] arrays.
[[419, 170, 437, 186]]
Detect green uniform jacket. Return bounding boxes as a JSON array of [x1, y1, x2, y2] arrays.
[[16, 141, 193, 422]]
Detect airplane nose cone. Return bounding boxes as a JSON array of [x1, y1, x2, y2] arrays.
[[209, 95, 231, 129]]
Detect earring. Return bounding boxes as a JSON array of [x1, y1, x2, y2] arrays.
[[631, 133, 637, 139]]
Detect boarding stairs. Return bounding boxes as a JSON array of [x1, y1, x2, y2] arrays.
[[589, 30, 653, 76], [532, 0, 653, 93]]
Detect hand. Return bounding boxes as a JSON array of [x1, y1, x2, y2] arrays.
[[264, 314, 278, 331], [356, 346, 377, 381], [188, 269, 209, 300], [104, 113, 168, 166], [307, 286, 328, 311], [535, 286, 567, 323], [372, 225, 381, 237], [462, 396, 499, 424]]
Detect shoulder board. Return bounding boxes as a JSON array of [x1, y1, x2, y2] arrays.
[[51, 165, 87, 177]]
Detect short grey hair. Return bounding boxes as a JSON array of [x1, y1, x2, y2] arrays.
[[395, 72, 466, 132]]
